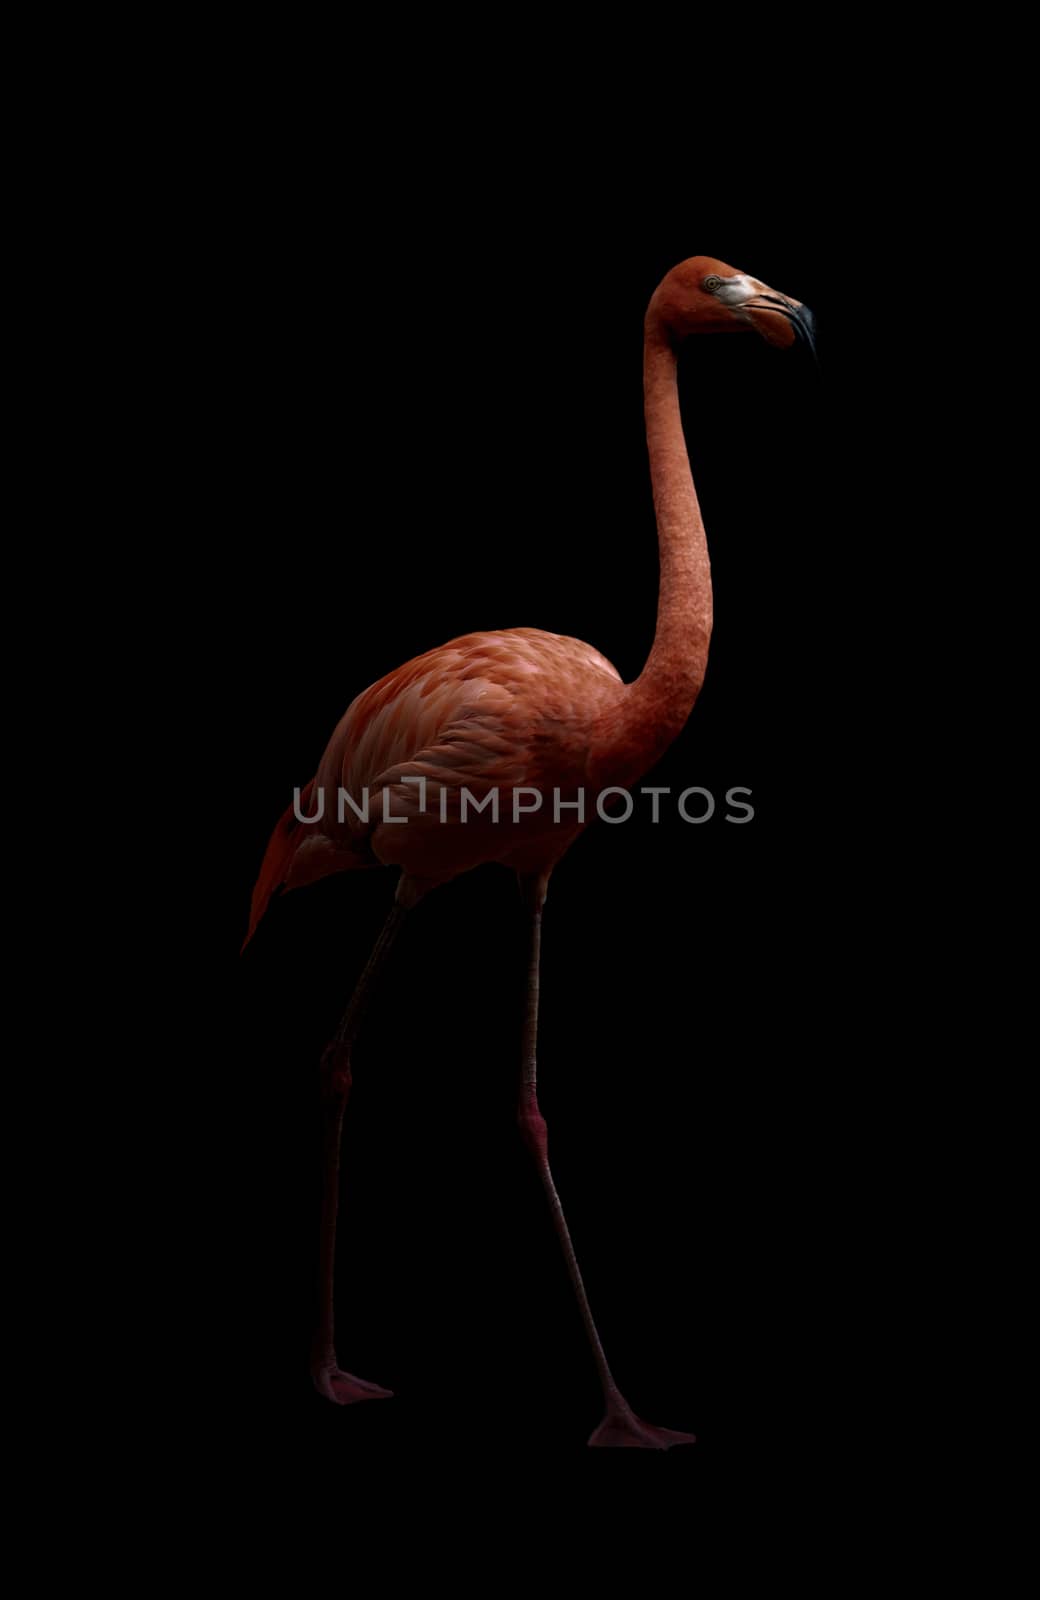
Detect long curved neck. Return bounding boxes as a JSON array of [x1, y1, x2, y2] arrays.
[[590, 312, 713, 787]]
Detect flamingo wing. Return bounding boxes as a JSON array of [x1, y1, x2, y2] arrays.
[[245, 629, 623, 942]]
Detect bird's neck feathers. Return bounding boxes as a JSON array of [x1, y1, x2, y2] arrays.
[[588, 313, 713, 789]]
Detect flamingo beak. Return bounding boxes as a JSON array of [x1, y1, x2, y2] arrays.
[[742, 292, 819, 366]]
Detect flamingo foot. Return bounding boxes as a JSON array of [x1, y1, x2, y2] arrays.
[[588, 1405, 696, 1450], [312, 1362, 394, 1406]]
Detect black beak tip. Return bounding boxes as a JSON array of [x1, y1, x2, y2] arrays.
[[790, 303, 819, 365]]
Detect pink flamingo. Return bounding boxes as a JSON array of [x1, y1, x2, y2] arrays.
[[244, 255, 815, 1448]]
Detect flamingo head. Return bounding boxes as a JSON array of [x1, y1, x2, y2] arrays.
[[650, 255, 816, 358]]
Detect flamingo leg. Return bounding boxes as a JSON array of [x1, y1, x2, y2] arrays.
[[517, 871, 696, 1450], [311, 897, 409, 1405]]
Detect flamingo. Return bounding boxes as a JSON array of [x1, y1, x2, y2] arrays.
[[243, 255, 815, 1449]]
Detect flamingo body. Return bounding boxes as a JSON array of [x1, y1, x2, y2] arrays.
[[247, 627, 626, 942]]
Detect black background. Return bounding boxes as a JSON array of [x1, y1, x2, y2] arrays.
[[182, 158, 848, 1489]]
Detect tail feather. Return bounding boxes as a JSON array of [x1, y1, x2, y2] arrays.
[[241, 781, 314, 952]]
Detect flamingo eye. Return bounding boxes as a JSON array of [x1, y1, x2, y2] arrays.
[[702, 275, 724, 292]]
